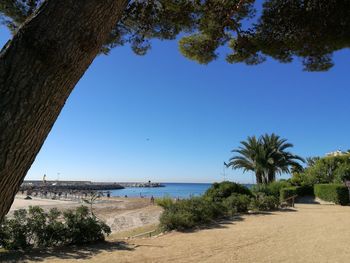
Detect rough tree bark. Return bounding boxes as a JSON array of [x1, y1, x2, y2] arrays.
[[0, 0, 129, 220]]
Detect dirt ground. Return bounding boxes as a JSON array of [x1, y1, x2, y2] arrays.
[[3, 203, 350, 263]]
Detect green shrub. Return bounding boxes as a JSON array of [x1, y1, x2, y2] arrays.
[[160, 183, 254, 231], [249, 194, 279, 211], [290, 172, 306, 186], [2, 209, 29, 249], [41, 208, 66, 247], [155, 196, 174, 209], [223, 194, 251, 216], [0, 218, 9, 248], [267, 181, 292, 197], [250, 184, 270, 196], [334, 163, 350, 183], [62, 206, 111, 245], [314, 184, 349, 205], [0, 206, 111, 250], [159, 197, 224, 231], [204, 181, 252, 202], [290, 172, 317, 187], [160, 209, 196, 230], [252, 181, 291, 198], [280, 187, 298, 201]]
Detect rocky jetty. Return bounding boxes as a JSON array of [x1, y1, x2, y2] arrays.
[[20, 180, 124, 192]]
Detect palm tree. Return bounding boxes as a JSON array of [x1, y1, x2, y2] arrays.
[[227, 133, 304, 184], [261, 134, 304, 182], [226, 136, 265, 184], [305, 156, 320, 167]]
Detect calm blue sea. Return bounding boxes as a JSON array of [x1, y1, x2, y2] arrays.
[[110, 183, 253, 199]]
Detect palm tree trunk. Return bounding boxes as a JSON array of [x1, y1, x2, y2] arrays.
[[261, 171, 269, 184], [0, 0, 129, 221], [255, 172, 262, 184], [267, 170, 275, 183]]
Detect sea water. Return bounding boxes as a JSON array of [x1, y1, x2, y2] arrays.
[[110, 183, 253, 199], [110, 183, 211, 199]]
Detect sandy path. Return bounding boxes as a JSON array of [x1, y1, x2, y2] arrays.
[[16, 203, 350, 263]]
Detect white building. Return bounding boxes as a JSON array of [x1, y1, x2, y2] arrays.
[[325, 150, 346, 157]]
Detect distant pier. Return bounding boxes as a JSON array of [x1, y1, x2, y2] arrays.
[[118, 182, 164, 188]]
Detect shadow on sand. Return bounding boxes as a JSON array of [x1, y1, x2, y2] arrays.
[[174, 207, 297, 234], [175, 214, 245, 234], [0, 241, 133, 263], [248, 207, 297, 216], [296, 196, 319, 204]]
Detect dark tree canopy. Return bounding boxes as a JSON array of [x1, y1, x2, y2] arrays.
[[0, 0, 42, 32], [253, 0, 350, 71], [1, 0, 349, 71]]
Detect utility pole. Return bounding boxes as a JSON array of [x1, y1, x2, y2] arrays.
[[221, 162, 227, 181], [56, 172, 60, 186]]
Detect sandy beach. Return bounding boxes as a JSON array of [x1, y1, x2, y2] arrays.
[[10, 195, 78, 211], [9, 195, 162, 233], [2, 203, 350, 263]]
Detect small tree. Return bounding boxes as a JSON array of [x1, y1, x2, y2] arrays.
[[82, 192, 101, 216]]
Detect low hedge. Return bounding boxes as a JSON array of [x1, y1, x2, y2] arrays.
[[314, 184, 349, 205], [280, 187, 298, 201]]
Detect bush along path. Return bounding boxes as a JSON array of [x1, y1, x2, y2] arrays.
[[157, 181, 282, 231], [0, 206, 111, 250]]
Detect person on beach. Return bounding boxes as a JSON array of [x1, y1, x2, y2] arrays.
[[150, 195, 154, 205]]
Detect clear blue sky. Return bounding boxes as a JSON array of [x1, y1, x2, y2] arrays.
[[1, 25, 349, 184]]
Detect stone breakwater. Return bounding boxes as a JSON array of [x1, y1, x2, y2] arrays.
[[20, 183, 125, 192], [118, 182, 165, 188], [20, 180, 165, 193]]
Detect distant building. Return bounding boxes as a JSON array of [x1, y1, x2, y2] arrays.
[[325, 150, 346, 157]]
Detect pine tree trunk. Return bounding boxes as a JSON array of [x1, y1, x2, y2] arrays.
[[0, 0, 129, 220]]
